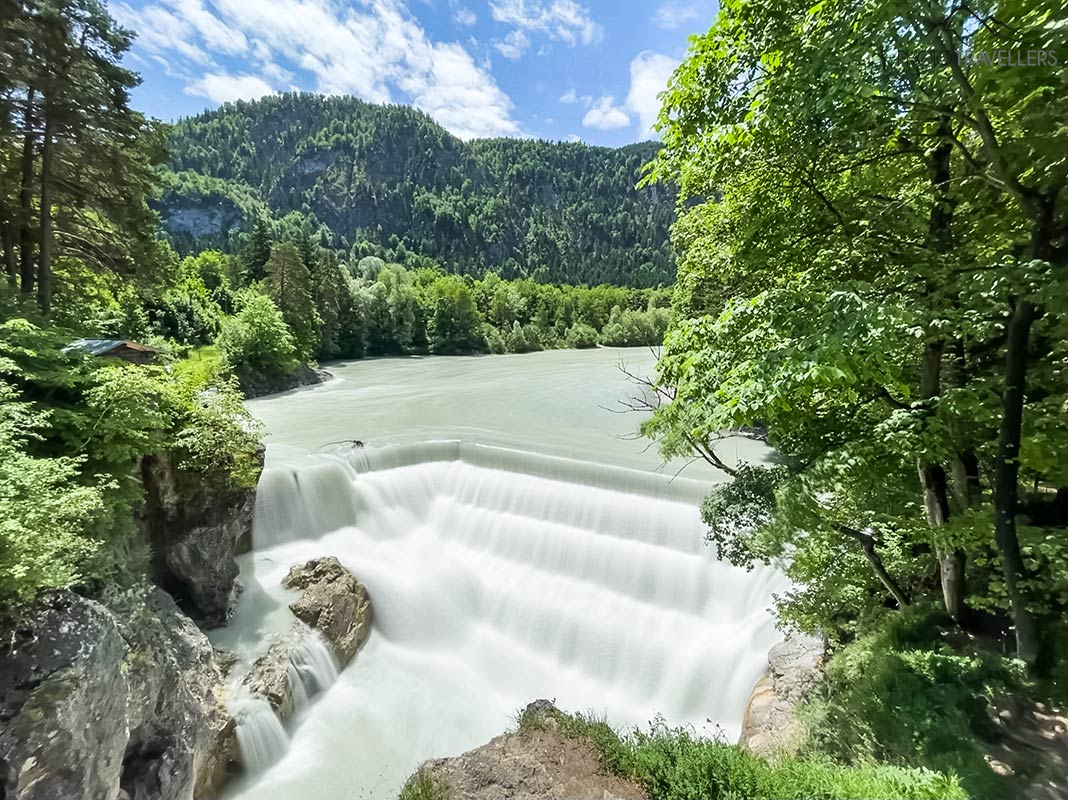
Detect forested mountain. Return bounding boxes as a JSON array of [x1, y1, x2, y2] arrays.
[[161, 94, 675, 287]]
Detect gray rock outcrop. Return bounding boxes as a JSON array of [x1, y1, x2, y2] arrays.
[[282, 557, 372, 664], [139, 449, 263, 627], [738, 632, 826, 757], [241, 625, 309, 720], [0, 588, 236, 800]]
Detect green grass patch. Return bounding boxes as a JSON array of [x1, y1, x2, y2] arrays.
[[518, 706, 966, 800], [397, 768, 449, 800]]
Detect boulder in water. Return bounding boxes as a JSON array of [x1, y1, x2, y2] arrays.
[[282, 557, 372, 666]]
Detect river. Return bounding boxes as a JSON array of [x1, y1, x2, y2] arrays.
[[215, 347, 787, 800]]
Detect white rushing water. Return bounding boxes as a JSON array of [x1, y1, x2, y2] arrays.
[[218, 349, 787, 800]]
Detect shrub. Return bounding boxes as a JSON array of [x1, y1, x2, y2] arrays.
[[217, 292, 298, 382], [801, 605, 1025, 798], [398, 768, 449, 800], [564, 322, 600, 349], [0, 384, 107, 603]]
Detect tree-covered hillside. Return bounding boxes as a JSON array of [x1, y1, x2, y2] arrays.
[[161, 94, 675, 287]]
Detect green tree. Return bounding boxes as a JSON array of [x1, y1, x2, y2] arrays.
[[241, 215, 273, 283], [644, 0, 1068, 662], [426, 275, 485, 355], [217, 291, 297, 382], [265, 241, 320, 361]]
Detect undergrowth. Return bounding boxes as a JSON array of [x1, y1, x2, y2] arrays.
[[518, 705, 967, 800], [799, 604, 1034, 799]]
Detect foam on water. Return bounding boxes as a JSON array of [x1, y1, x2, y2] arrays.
[[221, 440, 788, 800]]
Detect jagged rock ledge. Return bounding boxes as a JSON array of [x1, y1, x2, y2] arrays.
[[738, 632, 826, 757], [0, 587, 236, 800], [240, 365, 332, 399], [140, 448, 264, 628]]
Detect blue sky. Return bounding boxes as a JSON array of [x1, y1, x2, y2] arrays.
[[111, 0, 717, 146]]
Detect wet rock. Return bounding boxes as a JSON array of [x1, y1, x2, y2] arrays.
[[112, 588, 236, 800], [282, 557, 372, 665], [412, 700, 646, 800], [0, 592, 129, 800], [0, 588, 237, 800], [738, 632, 826, 757], [241, 625, 308, 720], [238, 365, 332, 399], [140, 449, 263, 627]]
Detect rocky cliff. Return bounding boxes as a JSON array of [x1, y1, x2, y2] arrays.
[[738, 633, 826, 757], [0, 588, 235, 800], [139, 448, 264, 627]]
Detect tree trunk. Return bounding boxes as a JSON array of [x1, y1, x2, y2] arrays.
[[952, 451, 982, 510], [916, 341, 965, 620], [37, 107, 54, 315], [918, 122, 966, 621], [18, 96, 36, 297], [1, 209, 16, 287], [993, 298, 1039, 664]]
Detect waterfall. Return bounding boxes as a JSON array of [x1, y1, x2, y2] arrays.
[[230, 631, 340, 778], [231, 693, 288, 774], [222, 441, 789, 800], [291, 632, 339, 701]]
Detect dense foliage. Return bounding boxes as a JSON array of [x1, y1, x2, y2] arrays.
[[161, 94, 676, 287], [642, 0, 1067, 796], [646, 0, 1068, 658], [0, 0, 674, 605]]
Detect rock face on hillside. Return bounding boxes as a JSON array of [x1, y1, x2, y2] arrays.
[[139, 449, 264, 627], [413, 700, 646, 800], [0, 588, 235, 800], [739, 633, 826, 757], [282, 557, 372, 664]]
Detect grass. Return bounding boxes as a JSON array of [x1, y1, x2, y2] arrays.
[[397, 768, 449, 800], [517, 705, 967, 800]]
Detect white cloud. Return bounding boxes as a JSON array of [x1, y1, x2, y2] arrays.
[[165, 0, 248, 54], [494, 30, 530, 59], [572, 51, 678, 139], [120, 0, 520, 139], [581, 95, 630, 130], [566, 133, 582, 142], [490, 0, 601, 50], [559, 88, 592, 106], [626, 50, 679, 137], [453, 6, 477, 26], [652, 0, 706, 31], [186, 71, 277, 104]]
